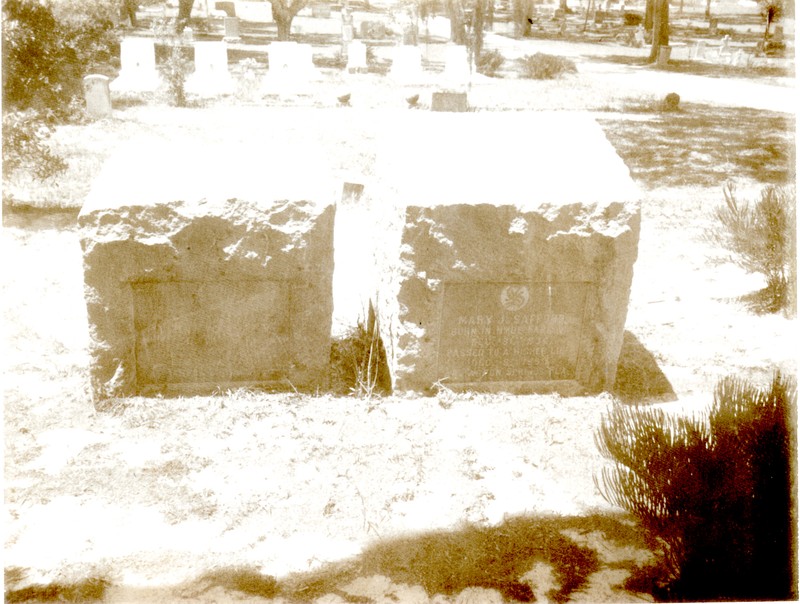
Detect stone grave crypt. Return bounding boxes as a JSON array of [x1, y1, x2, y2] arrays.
[[375, 111, 641, 396], [79, 137, 336, 403]]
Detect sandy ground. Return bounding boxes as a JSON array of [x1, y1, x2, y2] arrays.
[[3, 25, 797, 603]]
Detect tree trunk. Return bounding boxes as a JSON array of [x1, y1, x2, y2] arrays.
[[705, 0, 711, 18], [512, 0, 532, 37], [176, 0, 193, 32], [276, 16, 292, 39], [648, 0, 669, 62], [447, 0, 468, 44], [559, 0, 569, 12], [644, 0, 653, 31]]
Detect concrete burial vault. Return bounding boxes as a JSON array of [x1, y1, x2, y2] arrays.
[[79, 138, 336, 402], [376, 111, 642, 396]]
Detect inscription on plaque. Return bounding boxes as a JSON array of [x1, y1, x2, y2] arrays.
[[133, 280, 291, 387], [437, 282, 590, 383]]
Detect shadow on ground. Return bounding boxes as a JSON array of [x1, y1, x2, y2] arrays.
[[5, 513, 654, 603], [613, 330, 677, 404]]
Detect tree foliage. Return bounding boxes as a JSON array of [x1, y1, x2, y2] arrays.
[[2, 0, 117, 115]]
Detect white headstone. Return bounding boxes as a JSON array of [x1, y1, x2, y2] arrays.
[[185, 41, 234, 97], [426, 16, 451, 39], [442, 44, 471, 89], [346, 41, 368, 72], [234, 0, 272, 21], [110, 37, 160, 93], [389, 45, 424, 84], [261, 42, 320, 94], [83, 74, 112, 118]]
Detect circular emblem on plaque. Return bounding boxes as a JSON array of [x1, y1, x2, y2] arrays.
[[500, 285, 529, 312]]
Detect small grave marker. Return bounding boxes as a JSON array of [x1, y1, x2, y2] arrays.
[[431, 91, 468, 112], [83, 74, 112, 118], [223, 16, 241, 42]]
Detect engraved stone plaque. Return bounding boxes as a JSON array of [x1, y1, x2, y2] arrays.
[[133, 280, 291, 389], [437, 282, 590, 384]]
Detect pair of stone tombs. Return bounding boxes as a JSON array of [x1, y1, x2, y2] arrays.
[[79, 112, 641, 405]]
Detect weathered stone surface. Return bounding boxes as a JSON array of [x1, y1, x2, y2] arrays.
[[79, 140, 336, 402], [431, 91, 468, 112], [376, 112, 641, 395], [83, 74, 112, 118]]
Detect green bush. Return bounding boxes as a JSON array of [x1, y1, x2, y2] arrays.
[[158, 44, 192, 107], [518, 53, 576, 79], [596, 372, 796, 601], [707, 182, 796, 315], [477, 49, 504, 77], [2, 0, 117, 116], [2, 110, 68, 181]]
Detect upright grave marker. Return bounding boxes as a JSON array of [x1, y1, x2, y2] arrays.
[[389, 45, 424, 84], [262, 41, 320, 94], [83, 74, 112, 118], [186, 41, 234, 96], [376, 112, 641, 395], [346, 41, 368, 73], [79, 138, 336, 403], [110, 37, 160, 93]]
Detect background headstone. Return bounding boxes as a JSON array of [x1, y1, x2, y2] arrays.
[[374, 112, 641, 396], [83, 74, 112, 118], [346, 41, 368, 72], [185, 41, 234, 96], [109, 37, 160, 93], [79, 138, 337, 403], [442, 44, 471, 89], [389, 45, 424, 84], [223, 16, 241, 42], [262, 41, 320, 94]]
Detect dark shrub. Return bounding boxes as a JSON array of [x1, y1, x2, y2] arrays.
[[518, 53, 577, 79], [2, 110, 68, 181], [477, 49, 504, 77], [2, 0, 117, 117], [596, 372, 796, 601]]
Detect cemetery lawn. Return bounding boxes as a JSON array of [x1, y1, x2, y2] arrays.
[[3, 58, 797, 603]]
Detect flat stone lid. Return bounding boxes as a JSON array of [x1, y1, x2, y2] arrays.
[[378, 111, 640, 208], [81, 135, 336, 216]]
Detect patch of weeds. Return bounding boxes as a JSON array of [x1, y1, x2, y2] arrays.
[[477, 48, 505, 77], [518, 53, 577, 79], [599, 103, 795, 187], [5, 577, 110, 603], [329, 301, 391, 398]]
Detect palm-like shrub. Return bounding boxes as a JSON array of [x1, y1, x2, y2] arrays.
[[596, 372, 796, 601], [707, 182, 796, 315]]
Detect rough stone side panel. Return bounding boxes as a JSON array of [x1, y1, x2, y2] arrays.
[[385, 201, 640, 394], [79, 199, 335, 401]]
